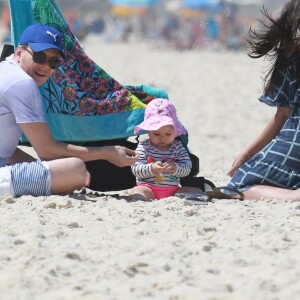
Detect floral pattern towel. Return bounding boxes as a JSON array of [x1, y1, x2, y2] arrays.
[[9, 0, 164, 142]]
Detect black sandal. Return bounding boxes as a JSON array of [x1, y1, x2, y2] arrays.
[[175, 192, 213, 205], [205, 186, 244, 201]]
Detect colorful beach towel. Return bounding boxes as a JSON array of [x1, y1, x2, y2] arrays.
[[8, 0, 172, 142]]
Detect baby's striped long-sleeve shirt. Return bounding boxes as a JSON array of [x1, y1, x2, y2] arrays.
[[131, 139, 192, 187]]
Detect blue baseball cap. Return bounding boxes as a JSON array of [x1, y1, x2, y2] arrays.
[[19, 23, 64, 57]]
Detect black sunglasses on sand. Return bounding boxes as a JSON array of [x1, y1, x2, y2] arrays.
[[22, 46, 61, 70]]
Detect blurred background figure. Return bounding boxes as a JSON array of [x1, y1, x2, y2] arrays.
[[0, 1, 10, 43], [0, 0, 287, 50]]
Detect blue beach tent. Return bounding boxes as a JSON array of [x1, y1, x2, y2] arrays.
[[8, 0, 169, 143]]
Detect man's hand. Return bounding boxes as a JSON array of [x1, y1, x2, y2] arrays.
[[104, 146, 138, 167]]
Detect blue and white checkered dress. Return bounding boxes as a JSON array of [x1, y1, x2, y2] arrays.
[[228, 58, 300, 192]]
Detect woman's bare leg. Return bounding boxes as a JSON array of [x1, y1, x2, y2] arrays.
[[244, 185, 300, 201], [48, 157, 90, 195]]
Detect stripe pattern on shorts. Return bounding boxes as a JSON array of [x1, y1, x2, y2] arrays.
[[11, 160, 51, 197]]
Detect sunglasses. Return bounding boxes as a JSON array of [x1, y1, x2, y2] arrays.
[[22, 46, 61, 70]]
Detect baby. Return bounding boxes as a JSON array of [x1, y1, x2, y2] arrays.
[[131, 98, 192, 200]]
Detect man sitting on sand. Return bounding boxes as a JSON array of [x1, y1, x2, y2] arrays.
[[0, 23, 138, 197]]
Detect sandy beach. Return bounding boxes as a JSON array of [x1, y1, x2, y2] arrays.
[[1, 37, 300, 300]]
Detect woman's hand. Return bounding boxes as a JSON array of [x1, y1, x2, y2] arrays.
[[228, 107, 292, 177], [227, 150, 251, 177]]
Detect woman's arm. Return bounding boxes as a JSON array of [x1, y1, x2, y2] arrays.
[[228, 106, 292, 176], [19, 122, 138, 167]]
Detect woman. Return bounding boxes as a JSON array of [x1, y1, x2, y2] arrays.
[[219, 0, 300, 201]]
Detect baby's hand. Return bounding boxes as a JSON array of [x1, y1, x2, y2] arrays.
[[163, 161, 177, 173], [151, 161, 165, 175]]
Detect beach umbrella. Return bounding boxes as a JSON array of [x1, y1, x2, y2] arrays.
[[109, 0, 160, 6], [180, 0, 223, 18], [109, 0, 160, 17], [182, 0, 220, 9]]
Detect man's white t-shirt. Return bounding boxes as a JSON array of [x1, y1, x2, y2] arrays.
[[0, 55, 46, 167]]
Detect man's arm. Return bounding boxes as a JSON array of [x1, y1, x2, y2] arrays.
[[20, 122, 138, 167]]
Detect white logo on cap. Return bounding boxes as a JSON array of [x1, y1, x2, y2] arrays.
[[46, 31, 57, 42]]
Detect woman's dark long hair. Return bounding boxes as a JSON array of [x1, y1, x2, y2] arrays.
[[247, 0, 300, 95]]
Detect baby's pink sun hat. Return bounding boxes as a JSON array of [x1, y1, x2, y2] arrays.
[[134, 98, 187, 137]]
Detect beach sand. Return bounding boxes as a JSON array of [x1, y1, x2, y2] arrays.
[[1, 37, 300, 300]]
